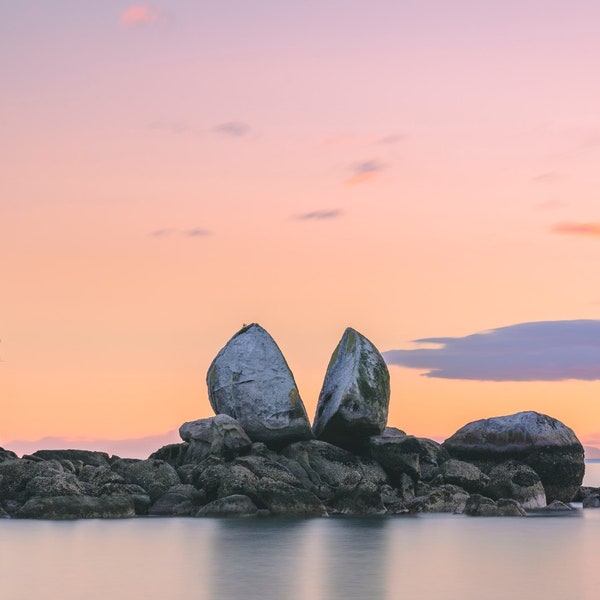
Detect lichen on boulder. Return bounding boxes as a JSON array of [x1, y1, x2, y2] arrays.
[[312, 327, 390, 450]]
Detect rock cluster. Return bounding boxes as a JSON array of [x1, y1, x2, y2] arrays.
[[0, 323, 588, 519]]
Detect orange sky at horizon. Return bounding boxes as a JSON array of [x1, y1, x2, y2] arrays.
[[2, 1, 600, 451]]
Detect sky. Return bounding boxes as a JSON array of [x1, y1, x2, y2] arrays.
[[2, 1, 600, 457]]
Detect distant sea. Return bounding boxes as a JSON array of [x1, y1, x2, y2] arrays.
[[1, 462, 599, 600]]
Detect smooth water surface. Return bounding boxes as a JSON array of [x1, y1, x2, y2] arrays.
[[2, 512, 599, 600]]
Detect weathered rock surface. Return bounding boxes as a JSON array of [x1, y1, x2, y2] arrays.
[[15, 495, 135, 519], [179, 415, 252, 463], [485, 461, 546, 509], [110, 459, 180, 502], [407, 484, 469, 513], [443, 411, 584, 503], [195, 494, 259, 517], [437, 459, 489, 494], [206, 324, 313, 447], [0, 448, 19, 462], [313, 328, 390, 449], [463, 494, 526, 517], [29, 449, 111, 468], [282, 440, 388, 514], [149, 484, 204, 516]]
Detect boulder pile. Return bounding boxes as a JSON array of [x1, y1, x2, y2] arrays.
[[0, 323, 587, 519]]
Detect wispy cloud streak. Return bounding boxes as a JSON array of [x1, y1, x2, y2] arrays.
[[346, 160, 385, 185], [295, 209, 343, 221], [119, 5, 162, 28], [149, 228, 211, 238], [552, 222, 600, 238], [213, 121, 250, 137]]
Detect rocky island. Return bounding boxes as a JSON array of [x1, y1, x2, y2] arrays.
[[0, 324, 591, 519]]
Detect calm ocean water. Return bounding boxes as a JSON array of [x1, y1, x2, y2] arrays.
[[1, 462, 599, 600]]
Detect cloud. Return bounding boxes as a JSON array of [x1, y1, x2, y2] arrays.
[[551, 222, 600, 238], [213, 121, 250, 138], [346, 160, 386, 185], [376, 134, 406, 145], [149, 228, 211, 238], [119, 5, 162, 28], [184, 228, 211, 237], [295, 209, 343, 221], [383, 320, 600, 381], [532, 171, 562, 183]]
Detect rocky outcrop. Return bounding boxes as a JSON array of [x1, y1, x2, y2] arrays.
[[15, 495, 135, 519], [313, 328, 390, 450], [0, 327, 590, 520], [443, 411, 584, 503], [206, 324, 313, 447]]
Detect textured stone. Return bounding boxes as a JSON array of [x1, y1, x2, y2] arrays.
[[179, 415, 252, 463], [437, 459, 489, 494], [463, 494, 526, 517], [407, 484, 469, 513], [282, 440, 388, 514], [29, 450, 111, 468], [15, 495, 135, 519], [111, 458, 180, 502], [195, 494, 259, 517], [443, 411, 584, 503], [206, 324, 313, 447], [485, 461, 546, 509], [313, 328, 390, 449], [149, 484, 203, 516]]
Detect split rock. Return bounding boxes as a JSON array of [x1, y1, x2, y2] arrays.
[[312, 328, 390, 450], [206, 324, 313, 447]]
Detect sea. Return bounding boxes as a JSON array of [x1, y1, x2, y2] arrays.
[[2, 462, 600, 600]]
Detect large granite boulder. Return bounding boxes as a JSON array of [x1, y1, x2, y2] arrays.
[[443, 411, 584, 503], [206, 324, 313, 447], [312, 328, 390, 450]]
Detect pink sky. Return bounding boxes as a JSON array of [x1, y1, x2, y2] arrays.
[[2, 1, 600, 455]]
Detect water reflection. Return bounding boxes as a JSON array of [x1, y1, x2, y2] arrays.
[[1, 514, 599, 600]]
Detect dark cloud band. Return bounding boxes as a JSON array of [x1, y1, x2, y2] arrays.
[[383, 320, 600, 381]]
